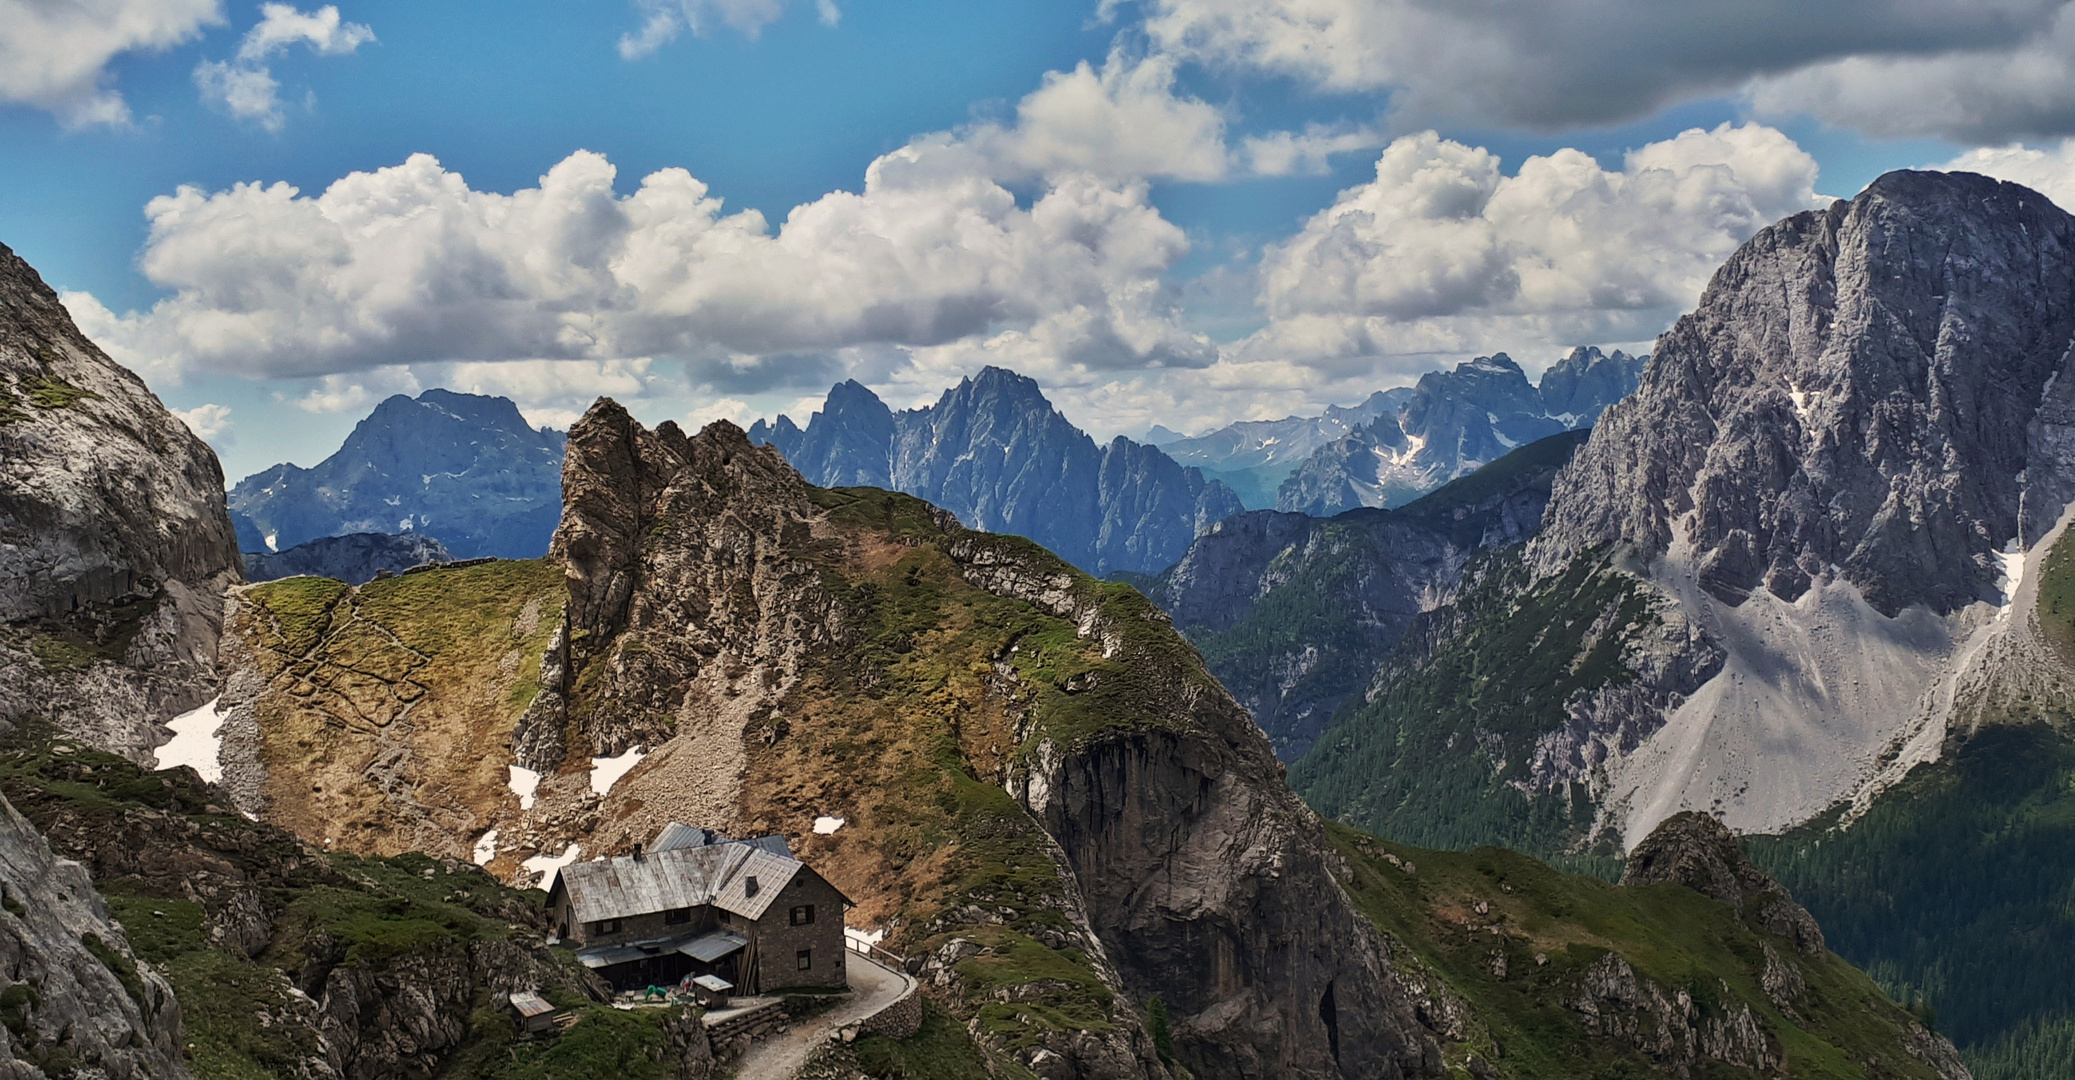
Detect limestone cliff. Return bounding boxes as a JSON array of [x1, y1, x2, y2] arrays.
[[0, 241, 241, 763], [0, 786, 188, 1079], [1296, 171, 2075, 854]]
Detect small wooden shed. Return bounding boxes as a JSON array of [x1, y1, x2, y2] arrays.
[[509, 990, 557, 1034], [690, 973, 733, 1007]]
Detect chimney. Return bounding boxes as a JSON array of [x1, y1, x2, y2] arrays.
[[745, 875, 760, 898], [632, 843, 644, 861]]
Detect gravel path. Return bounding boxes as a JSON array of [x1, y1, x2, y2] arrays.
[[728, 952, 913, 1080]]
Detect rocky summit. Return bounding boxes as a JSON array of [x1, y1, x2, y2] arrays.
[[1275, 348, 1643, 516], [229, 389, 566, 560], [0, 240, 242, 763], [749, 367, 1244, 576]]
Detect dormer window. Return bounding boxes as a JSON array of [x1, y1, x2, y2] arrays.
[[745, 875, 760, 898]]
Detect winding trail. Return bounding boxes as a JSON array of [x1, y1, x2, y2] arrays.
[[728, 952, 914, 1080]]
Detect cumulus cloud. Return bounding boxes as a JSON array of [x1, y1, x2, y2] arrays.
[[173, 402, 233, 440], [194, 3, 372, 130], [1936, 140, 2075, 207], [972, 52, 1231, 182], [1126, 0, 2075, 139], [1243, 123, 1387, 177], [1241, 123, 1824, 371], [618, 0, 834, 57], [66, 142, 1210, 388], [0, 0, 221, 127]]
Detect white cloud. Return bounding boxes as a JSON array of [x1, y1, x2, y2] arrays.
[[618, 0, 816, 57], [289, 367, 421, 413], [238, 1, 373, 59], [67, 136, 1209, 387], [195, 3, 372, 130], [972, 52, 1231, 183], [0, 0, 221, 127], [173, 402, 233, 439], [1242, 123, 1824, 371], [1128, 0, 2075, 139], [1936, 140, 2075, 207], [1243, 123, 1387, 177]]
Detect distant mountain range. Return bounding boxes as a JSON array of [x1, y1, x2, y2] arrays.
[[1276, 347, 1644, 516], [749, 367, 1243, 576], [228, 389, 565, 559], [1153, 389, 1413, 507]]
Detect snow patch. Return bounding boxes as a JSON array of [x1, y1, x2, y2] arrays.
[[1995, 539, 2026, 611], [263, 533, 277, 552], [157, 696, 225, 784], [472, 829, 498, 866], [813, 816, 845, 835], [590, 747, 644, 796], [522, 843, 580, 889], [508, 765, 540, 810], [1788, 385, 1813, 423], [844, 926, 884, 947]]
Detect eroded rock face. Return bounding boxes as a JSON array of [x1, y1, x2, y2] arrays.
[[0, 791, 188, 1079], [1536, 171, 2075, 616], [0, 242, 241, 762]]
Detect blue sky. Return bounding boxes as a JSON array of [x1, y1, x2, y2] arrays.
[[4, 0, 2072, 481]]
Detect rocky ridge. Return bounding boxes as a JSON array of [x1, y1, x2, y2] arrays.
[[749, 367, 1244, 576], [0, 240, 242, 764], [241, 532, 452, 585]]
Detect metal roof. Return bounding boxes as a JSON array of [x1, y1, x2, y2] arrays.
[[509, 991, 554, 1017], [652, 822, 727, 852], [557, 837, 808, 924], [678, 928, 747, 962], [692, 974, 733, 992], [712, 848, 803, 921]]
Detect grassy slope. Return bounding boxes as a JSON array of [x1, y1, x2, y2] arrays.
[[737, 488, 1213, 1067], [1331, 826, 1951, 1080], [239, 560, 564, 860], [0, 728, 648, 1080]]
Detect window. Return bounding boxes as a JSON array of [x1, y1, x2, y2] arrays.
[[796, 948, 813, 971], [664, 907, 692, 926], [790, 904, 815, 926], [593, 918, 622, 935]]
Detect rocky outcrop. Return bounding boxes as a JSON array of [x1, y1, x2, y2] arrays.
[[230, 389, 565, 560], [1571, 953, 1778, 1077], [1145, 429, 1586, 760], [1276, 349, 1642, 516], [1622, 811, 1826, 957], [240, 532, 451, 584], [750, 368, 1243, 575], [0, 241, 241, 763], [5, 737, 616, 1080], [0, 790, 188, 1079]]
